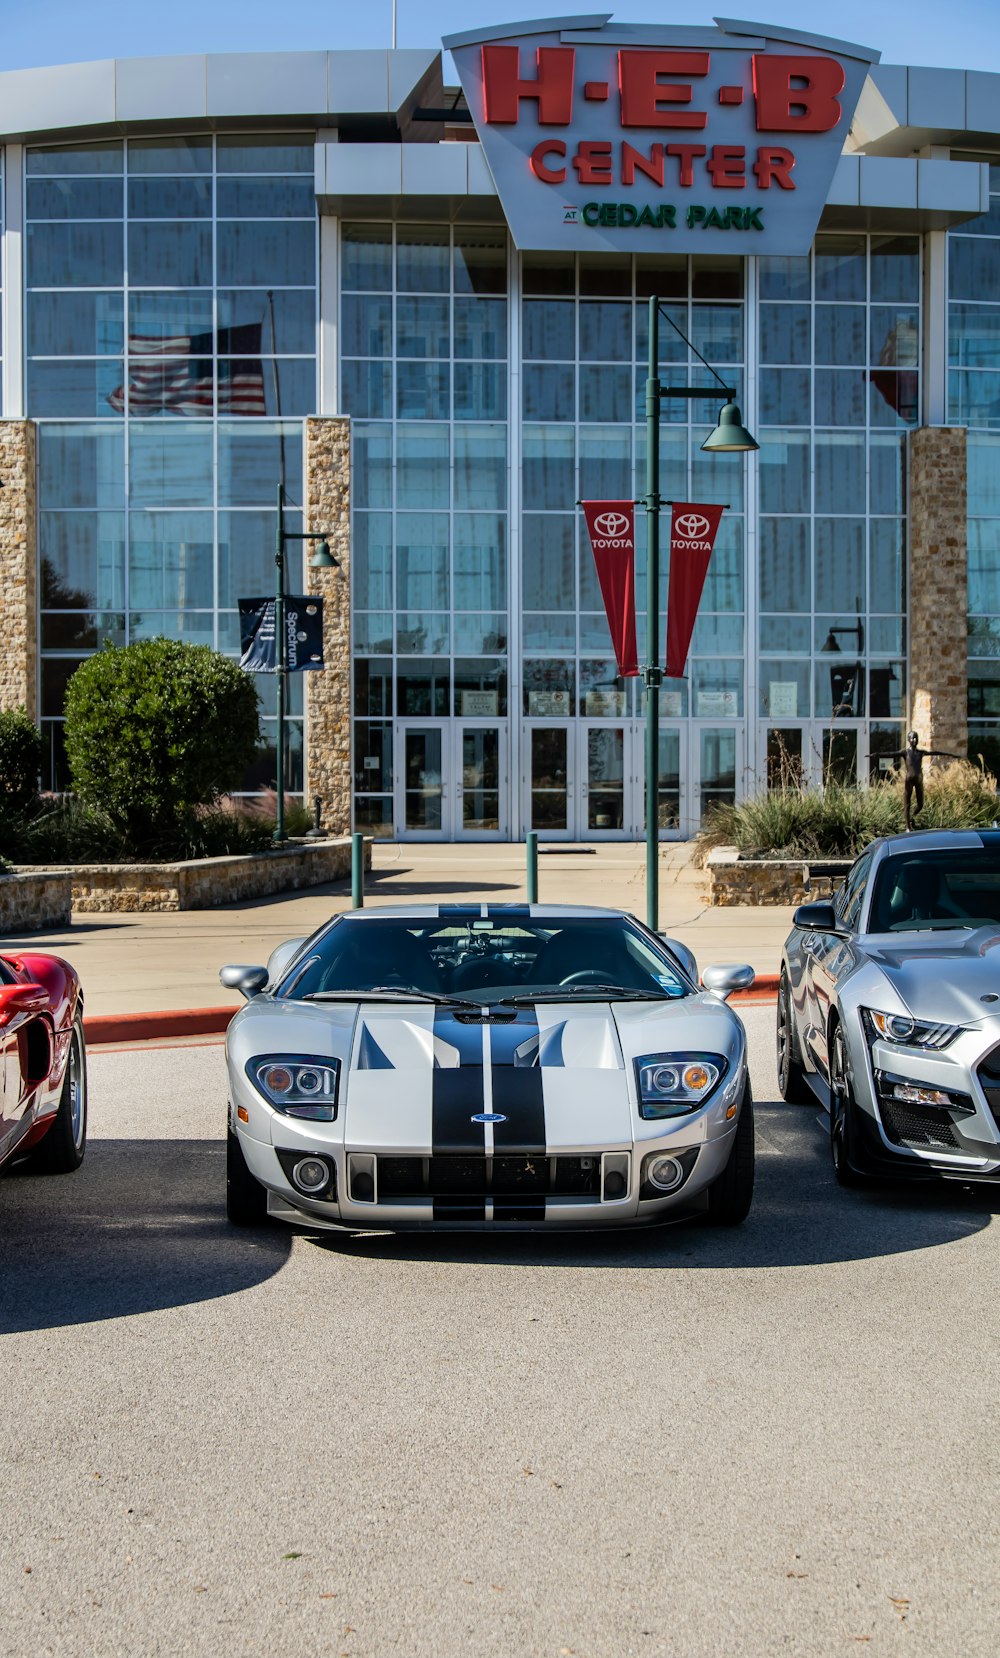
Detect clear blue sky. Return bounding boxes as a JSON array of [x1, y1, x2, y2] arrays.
[[0, 0, 997, 76]]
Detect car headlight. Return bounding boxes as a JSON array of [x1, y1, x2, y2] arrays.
[[862, 1009, 962, 1051], [634, 1051, 727, 1119], [247, 1054, 340, 1120]]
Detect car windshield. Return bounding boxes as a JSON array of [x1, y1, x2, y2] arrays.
[[869, 848, 1000, 932], [278, 915, 691, 1002]]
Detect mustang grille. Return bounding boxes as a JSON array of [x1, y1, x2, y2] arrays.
[[879, 1100, 961, 1151], [976, 1049, 1000, 1130], [374, 1154, 601, 1202]]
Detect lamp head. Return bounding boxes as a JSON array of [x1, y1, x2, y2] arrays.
[[701, 402, 758, 453], [309, 539, 338, 570], [821, 630, 840, 653]]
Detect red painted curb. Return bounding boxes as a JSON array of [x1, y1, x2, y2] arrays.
[[83, 977, 780, 1047], [84, 1006, 236, 1046]]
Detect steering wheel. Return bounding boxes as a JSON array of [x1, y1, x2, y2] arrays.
[[559, 969, 617, 986]]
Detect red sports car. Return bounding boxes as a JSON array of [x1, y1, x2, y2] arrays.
[[0, 950, 87, 1175]]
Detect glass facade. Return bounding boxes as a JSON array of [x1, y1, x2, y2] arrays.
[[3, 94, 996, 836], [949, 162, 1000, 775], [28, 134, 317, 787]]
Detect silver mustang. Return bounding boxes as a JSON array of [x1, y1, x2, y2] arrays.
[[777, 829, 1000, 1186], [220, 905, 755, 1232]]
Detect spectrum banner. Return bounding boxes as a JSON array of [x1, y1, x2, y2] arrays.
[[666, 503, 725, 679], [581, 501, 639, 678]]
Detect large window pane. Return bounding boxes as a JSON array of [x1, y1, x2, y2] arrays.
[[128, 222, 212, 286], [217, 222, 315, 286], [352, 513, 393, 610], [523, 514, 574, 610], [814, 432, 865, 513], [216, 178, 315, 218], [38, 425, 124, 509], [27, 178, 123, 219], [39, 512, 125, 609], [130, 422, 213, 505], [760, 518, 810, 612], [341, 224, 392, 292], [218, 509, 288, 607], [454, 515, 507, 611], [215, 136, 314, 173], [218, 423, 302, 506], [396, 513, 449, 609], [28, 142, 123, 175], [759, 430, 810, 513], [396, 227, 449, 293], [455, 426, 506, 510], [219, 288, 314, 353], [27, 222, 123, 286], [27, 359, 124, 418], [128, 137, 211, 174], [129, 511, 214, 608], [454, 230, 507, 296], [454, 297, 506, 360], [396, 424, 450, 509], [28, 290, 124, 356], [523, 424, 575, 510], [127, 178, 211, 218]]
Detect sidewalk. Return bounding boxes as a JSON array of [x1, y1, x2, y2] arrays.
[[1, 841, 794, 1027]]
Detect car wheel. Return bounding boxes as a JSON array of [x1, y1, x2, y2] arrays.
[[226, 1118, 270, 1226], [829, 1020, 869, 1189], [706, 1081, 754, 1226], [776, 969, 811, 1104], [29, 1013, 87, 1174]]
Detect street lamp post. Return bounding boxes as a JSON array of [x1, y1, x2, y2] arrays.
[[643, 295, 758, 931], [273, 484, 337, 844]]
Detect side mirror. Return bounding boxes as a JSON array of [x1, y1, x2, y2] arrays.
[[0, 981, 48, 1026], [792, 901, 840, 932], [701, 963, 755, 1000], [219, 964, 269, 999], [658, 933, 698, 985]]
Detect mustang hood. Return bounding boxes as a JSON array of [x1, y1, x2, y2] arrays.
[[865, 927, 1000, 1027]]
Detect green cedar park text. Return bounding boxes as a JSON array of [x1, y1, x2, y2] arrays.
[[580, 203, 765, 231]]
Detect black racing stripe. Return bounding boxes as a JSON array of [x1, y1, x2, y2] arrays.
[[433, 1199, 487, 1223], [438, 904, 482, 917], [432, 1008, 486, 1153], [487, 904, 531, 918], [490, 1008, 546, 1155], [493, 1199, 546, 1223]]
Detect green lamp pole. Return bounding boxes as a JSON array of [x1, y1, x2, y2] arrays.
[[642, 296, 758, 931], [273, 484, 338, 845]]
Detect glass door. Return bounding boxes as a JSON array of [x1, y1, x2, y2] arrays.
[[644, 725, 688, 839], [396, 722, 449, 839], [693, 725, 744, 827], [581, 724, 628, 838], [525, 724, 575, 840], [456, 723, 507, 839]]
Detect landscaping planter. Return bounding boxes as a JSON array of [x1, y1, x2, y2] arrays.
[[15, 836, 368, 914], [0, 870, 73, 932], [703, 847, 852, 907]]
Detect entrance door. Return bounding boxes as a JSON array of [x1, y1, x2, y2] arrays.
[[525, 724, 575, 840], [581, 724, 628, 838], [398, 723, 448, 838], [456, 723, 508, 839], [693, 725, 744, 827]]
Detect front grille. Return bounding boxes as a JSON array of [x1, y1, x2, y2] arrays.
[[977, 1047, 1000, 1130], [879, 1100, 961, 1151], [374, 1153, 601, 1202]]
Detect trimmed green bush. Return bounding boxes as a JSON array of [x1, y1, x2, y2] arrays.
[[698, 762, 1000, 861], [63, 640, 261, 856], [0, 707, 43, 814]]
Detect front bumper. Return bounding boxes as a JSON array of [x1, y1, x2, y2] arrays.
[[845, 1014, 1000, 1182]]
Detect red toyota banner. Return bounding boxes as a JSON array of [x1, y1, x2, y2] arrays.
[[666, 503, 726, 679], [581, 501, 639, 678]]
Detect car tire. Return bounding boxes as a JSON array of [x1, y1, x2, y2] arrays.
[[29, 1013, 87, 1174], [706, 1081, 754, 1225], [829, 1020, 869, 1189], [226, 1119, 270, 1226], [776, 969, 812, 1105]]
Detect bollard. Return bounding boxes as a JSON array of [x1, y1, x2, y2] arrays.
[[351, 831, 364, 909], [526, 831, 538, 905]]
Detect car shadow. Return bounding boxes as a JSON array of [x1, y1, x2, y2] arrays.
[[0, 1139, 291, 1335], [306, 1098, 997, 1270]]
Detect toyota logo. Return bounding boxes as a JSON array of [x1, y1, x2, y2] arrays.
[[594, 511, 630, 538], [675, 513, 711, 540]]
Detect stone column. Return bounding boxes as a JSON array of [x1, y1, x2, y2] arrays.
[[907, 426, 968, 758], [304, 416, 351, 834], [0, 420, 38, 721]]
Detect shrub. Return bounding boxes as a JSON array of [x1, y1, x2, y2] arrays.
[[698, 761, 1000, 861], [63, 640, 261, 856], [0, 708, 43, 814]]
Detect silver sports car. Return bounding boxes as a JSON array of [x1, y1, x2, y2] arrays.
[[777, 829, 1000, 1186], [220, 905, 756, 1232]]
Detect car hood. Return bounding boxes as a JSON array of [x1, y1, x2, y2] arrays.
[[342, 994, 743, 1153], [864, 927, 1000, 1026]]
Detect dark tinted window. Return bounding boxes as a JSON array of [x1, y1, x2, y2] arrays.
[[869, 847, 1000, 931]]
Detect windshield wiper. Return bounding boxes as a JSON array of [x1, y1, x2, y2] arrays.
[[301, 986, 484, 1010], [498, 984, 676, 1006]]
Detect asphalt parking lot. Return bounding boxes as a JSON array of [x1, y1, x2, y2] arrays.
[[2, 1007, 998, 1658]]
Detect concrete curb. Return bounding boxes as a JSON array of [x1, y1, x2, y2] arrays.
[[83, 977, 781, 1048]]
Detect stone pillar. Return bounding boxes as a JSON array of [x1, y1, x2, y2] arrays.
[[304, 417, 351, 834], [907, 426, 968, 758], [0, 420, 37, 721]]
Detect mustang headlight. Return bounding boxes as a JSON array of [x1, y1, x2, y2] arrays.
[[862, 1009, 962, 1051], [247, 1054, 340, 1120], [635, 1051, 727, 1119]]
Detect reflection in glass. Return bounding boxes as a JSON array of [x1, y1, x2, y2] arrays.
[[531, 727, 569, 830], [405, 729, 445, 832], [461, 729, 501, 831]]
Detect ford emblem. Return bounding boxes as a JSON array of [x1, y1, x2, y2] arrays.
[[471, 1112, 507, 1124]]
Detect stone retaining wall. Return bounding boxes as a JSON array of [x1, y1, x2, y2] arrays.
[[703, 848, 851, 907], [0, 871, 72, 933], [18, 837, 369, 915]]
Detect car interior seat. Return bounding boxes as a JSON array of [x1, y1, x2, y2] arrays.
[[530, 927, 647, 989], [319, 927, 442, 993]]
